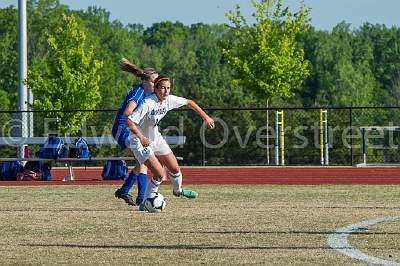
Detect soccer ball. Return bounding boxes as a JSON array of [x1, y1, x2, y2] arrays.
[[144, 192, 166, 213]]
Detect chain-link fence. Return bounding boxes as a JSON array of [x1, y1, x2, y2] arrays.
[[1, 107, 400, 166]]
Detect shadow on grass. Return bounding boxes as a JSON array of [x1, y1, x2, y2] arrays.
[[2, 206, 400, 212], [0, 208, 122, 212], [22, 243, 400, 250], [129, 230, 400, 235], [315, 206, 400, 209]]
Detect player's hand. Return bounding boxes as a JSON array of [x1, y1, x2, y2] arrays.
[[140, 136, 151, 147], [204, 117, 215, 129]]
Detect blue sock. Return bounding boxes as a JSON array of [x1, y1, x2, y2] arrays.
[[120, 171, 138, 194], [137, 173, 148, 201]]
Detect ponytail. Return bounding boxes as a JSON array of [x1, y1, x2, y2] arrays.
[[120, 58, 157, 80]]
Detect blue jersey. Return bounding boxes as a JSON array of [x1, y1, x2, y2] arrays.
[[112, 84, 151, 146]]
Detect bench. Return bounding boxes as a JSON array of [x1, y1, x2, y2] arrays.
[[0, 136, 186, 146], [0, 136, 186, 181]]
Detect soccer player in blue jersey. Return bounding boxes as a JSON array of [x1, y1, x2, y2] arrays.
[[112, 58, 158, 206], [126, 75, 215, 211]]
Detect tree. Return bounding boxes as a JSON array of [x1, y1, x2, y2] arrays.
[[27, 0, 69, 60], [223, 0, 311, 100], [222, 0, 311, 165], [303, 22, 383, 107], [0, 6, 17, 108], [27, 14, 103, 134]]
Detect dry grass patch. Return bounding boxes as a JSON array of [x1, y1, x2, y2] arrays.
[[0, 184, 399, 265]]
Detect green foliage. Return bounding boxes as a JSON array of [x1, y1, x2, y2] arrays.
[[357, 23, 400, 90], [0, 6, 18, 107], [223, 0, 311, 99], [3, 2, 400, 165], [144, 21, 189, 47], [27, 0, 69, 59], [300, 22, 390, 108], [76, 7, 144, 106], [27, 14, 102, 134]]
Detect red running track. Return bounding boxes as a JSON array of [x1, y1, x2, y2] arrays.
[[1, 166, 400, 186]]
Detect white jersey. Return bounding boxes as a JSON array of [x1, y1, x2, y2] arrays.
[[128, 93, 188, 141]]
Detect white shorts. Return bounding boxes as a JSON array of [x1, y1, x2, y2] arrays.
[[128, 135, 172, 165]]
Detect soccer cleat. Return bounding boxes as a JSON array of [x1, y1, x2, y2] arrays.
[[135, 197, 142, 206], [182, 188, 198, 198], [173, 188, 198, 199], [114, 188, 136, 206], [138, 203, 146, 211]]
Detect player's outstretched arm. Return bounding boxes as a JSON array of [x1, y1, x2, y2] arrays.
[[186, 100, 215, 129]]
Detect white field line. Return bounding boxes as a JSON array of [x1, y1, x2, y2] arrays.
[[327, 216, 400, 265]]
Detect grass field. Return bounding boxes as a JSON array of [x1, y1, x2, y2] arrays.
[[0, 184, 399, 265]]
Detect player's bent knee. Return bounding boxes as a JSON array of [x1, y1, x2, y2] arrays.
[[137, 164, 147, 174], [168, 167, 180, 174], [154, 175, 164, 182]]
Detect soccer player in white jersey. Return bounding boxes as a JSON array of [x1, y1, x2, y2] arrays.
[[126, 75, 215, 210], [112, 58, 158, 206]]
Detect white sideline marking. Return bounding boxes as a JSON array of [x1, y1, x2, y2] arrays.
[[327, 216, 400, 265]]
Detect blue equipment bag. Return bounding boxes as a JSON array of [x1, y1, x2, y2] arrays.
[[101, 160, 128, 180], [71, 137, 91, 158], [23, 161, 52, 181], [0, 161, 24, 181], [40, 162, 52, 181], [38, 136, 67, 159]]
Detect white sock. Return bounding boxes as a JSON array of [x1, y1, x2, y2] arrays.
[[143, 177, 162, 202], [169, 172, 182, 194]]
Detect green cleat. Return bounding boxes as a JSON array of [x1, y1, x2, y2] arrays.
[[180, 188, 198, 199], [139, 203, 146, 211]]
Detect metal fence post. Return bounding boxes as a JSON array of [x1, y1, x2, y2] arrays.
[[202, 141, 206, 166], [274, 111, 279, 165], [362, 127, 367, 164], [349, 107, 354, 166]]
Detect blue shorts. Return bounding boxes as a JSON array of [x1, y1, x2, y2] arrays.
[[112, 125, 130, 150]]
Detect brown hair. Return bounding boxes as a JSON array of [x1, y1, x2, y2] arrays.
[[153, 75, 171, 88], [142, 68, 157, 81], [119, 58, 157, 80]]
